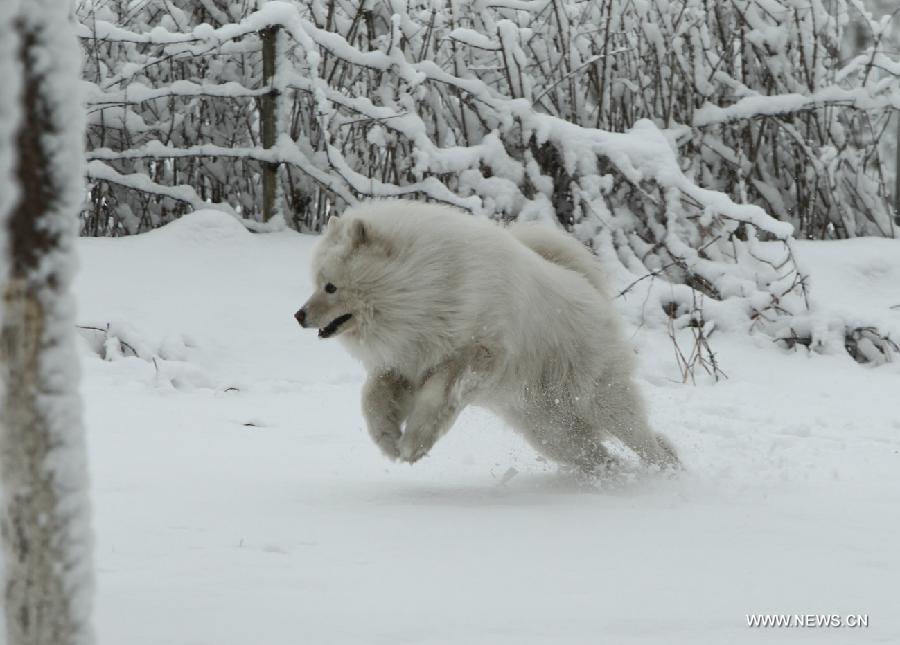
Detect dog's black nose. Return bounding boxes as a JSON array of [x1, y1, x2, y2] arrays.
[[295, 308, 307, 327]]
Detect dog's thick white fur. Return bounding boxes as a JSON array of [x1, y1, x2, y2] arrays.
[[297, 199, 678, 470]]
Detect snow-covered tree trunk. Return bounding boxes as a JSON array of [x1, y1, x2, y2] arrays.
[[0, 1, 94, 645]]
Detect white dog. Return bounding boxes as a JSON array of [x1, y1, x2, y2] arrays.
[[296, 200, 678, 471]]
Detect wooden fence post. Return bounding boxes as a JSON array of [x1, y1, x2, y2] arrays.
[[260, 24, 278, 222]]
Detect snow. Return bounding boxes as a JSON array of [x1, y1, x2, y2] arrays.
[[87, 80, 269, 104], [86, 137, 358, 207], [796, 237, 900, 327], [693, 85, 900, 128], [772, 238, 900, 361], [85, 161, 227, 216], [78, 211, 900, 644], [448, 28, 501, 51]]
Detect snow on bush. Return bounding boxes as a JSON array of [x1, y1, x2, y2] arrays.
[[77, 0, 900, 355]]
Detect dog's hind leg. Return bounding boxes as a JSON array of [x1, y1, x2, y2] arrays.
[[511, 403, 620, 474], [362, 370, 413, 460], [397, 347, 490, 464], [591, 380, 680, 469]]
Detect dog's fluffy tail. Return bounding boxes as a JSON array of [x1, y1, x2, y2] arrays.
[[509, 222, 610, 297]]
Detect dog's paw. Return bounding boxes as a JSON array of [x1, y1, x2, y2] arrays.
[[397, 430, 432, 464], [372, 431, 401, 461]]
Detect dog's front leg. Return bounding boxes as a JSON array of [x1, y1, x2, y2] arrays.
[[397, 348, 489, 464], [362, 370, 413, 460]]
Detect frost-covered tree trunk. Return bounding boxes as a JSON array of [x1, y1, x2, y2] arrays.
[[0, 1, 94, 645]]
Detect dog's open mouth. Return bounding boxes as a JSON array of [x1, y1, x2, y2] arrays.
[[318, 313, 353, 339]]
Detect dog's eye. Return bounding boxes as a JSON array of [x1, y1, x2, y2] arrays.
[[324, 282, 337, 294]]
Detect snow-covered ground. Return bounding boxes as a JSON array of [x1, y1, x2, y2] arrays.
[[76, 212, 900, 644]]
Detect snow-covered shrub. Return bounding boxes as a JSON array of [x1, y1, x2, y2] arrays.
[[773, 319, 900, 365], [79, 0, 900, 345], [445, 0, 900, 240], [78, 0, 270, 235]]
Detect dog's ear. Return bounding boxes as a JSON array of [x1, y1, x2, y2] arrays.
[[324, 215, 341, 237], [346, 218, 392, 255], [348, 219, 368, 248]]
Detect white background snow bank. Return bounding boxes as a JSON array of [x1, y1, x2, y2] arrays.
[[796, 238, 900, 332], [75, 211, 900, 644]]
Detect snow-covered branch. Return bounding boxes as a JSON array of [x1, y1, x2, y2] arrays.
[[86, 80, 271, 107], [85, 160, 232, 212], [693, 85, 900, 128]]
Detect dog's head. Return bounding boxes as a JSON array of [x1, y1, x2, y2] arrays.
[[295, 214, 390, 340]]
